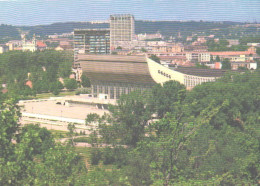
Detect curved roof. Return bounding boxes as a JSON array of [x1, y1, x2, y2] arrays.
[[76, 55, 156, 85], [172, 67, 228, 77]]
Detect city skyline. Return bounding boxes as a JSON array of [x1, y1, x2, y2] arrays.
[[0, 0, 260, 26]]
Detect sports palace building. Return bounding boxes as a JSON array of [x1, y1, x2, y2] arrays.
[[74, 55, 228, 99]]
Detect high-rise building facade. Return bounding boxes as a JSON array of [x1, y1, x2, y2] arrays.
[[110, 14, 135, 49], [74, 29, 110, 54]]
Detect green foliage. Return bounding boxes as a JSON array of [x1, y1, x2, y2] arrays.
[[195, 63, 209, 69], [75, 87, 90, 95], [216, 55, 220, 61], [90, 148, 102, 165], [239, 36, 260, 45], [207, 39, 249, 52], [81, 74, 91, 87], [141, 47, 147, 52], [16, 124, 54, 159], [0, 24, 20, 43], [84, 70, 260, 185], [0, 100, 87, 185], [256, 47, 260, 56], [49, 80, 64, 95], [150, 80, 186, 119], [149, 54, 160, 63], [111, 51, 118, 55], [33, 145, 86, 185], [64, 78, 78, 91], [102, 147, 115, 165], [221, 58, 231, 69], [109, 90, 153, 146], [0, 50, 72, 97], [0, 99, 20, 160]]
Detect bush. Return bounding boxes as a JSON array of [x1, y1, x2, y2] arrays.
[[75, 88, 90, 95], [64, 78, 78, 91], [90, 148, 102, 165], [73, 137, 89, 143], [102, 147, 115, 165], [81, 75, 91, 88]]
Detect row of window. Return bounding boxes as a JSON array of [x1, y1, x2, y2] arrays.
[[184, 76, 215, 87], [92, 85, 149, 99], [158, 70, 172, 79]]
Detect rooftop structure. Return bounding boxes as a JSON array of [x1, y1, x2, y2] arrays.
[[110, 14, 135, 49], [74, 29, 110, 54]]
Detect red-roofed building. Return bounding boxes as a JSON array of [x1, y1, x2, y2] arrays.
[[210, 48, 256, 63], [36, 41, 47, 51]]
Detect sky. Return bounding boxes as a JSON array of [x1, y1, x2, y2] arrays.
[[0, 0, 260, 26]]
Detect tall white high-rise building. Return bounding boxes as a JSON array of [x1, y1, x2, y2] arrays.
[[110, 14, 135, 49]]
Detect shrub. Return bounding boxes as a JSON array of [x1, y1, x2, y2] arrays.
[[102, 147, 115, 165], [90, 148, 102, 165]]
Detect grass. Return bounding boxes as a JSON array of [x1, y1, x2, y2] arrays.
[[49, 129, 68, 139], [34, 91, 76, 99]]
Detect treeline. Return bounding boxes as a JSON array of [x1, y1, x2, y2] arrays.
[[206, 39, 249, 51], [6, 21, 241, 37], [84, 71, 260, 185], [0, 50, 73, 98], [0, 24, 20, 43]]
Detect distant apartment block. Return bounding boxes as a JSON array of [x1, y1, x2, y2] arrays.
[[186, 52, 211, 63], [110, 14, 135, 49], [74, 29, 110, 54]]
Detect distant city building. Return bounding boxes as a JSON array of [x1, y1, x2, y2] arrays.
[[247, 43, 260, 47], [227, 39, 239, 46], [186, 52, 211, 63], [74, 54, 230, 99], [73, 29, 110, 54], [0, 44, 9, 54], [110, 14, 135, 49], [136, 32, 163, 41], [22, 34, 37, 52], [21, 34, 47, 52]]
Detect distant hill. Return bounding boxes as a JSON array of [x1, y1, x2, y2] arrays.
[[0, 21, 244, 42], [0, 24, 20, 43], [19, 21, 242, 37], [20, 22, 108, 36]]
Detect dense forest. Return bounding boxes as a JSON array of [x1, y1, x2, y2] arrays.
[[82, 72, 260, 185], [0, 50, 73, 98], [0, 50, 259, 184], [0, 24, 20, 43]]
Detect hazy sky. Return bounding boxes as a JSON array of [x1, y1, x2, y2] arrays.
[[0, 0, 259, 26]]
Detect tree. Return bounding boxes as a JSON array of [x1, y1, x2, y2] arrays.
[[150, 80, 186, 119], [216, 55, 220, 61], [86, 90, 153, 147], [221, 58, 231, 70], [111, 51, 118, 55], [0, 99, 20, 161], [141, 48, 147, 52], [33, 145, 87, 185], [49, 81, 64, 95], [64, 78, 77, 91], [16, 124, 54, 158], [81, 75, 91, 88], [149, 54, 160, 63], [0, 100, 87, 185]]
